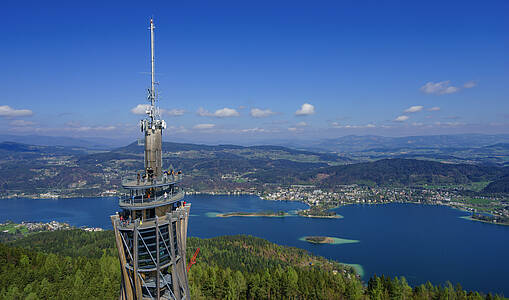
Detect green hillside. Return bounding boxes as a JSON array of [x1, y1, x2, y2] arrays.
[[0, 230, 505, 299], [305, 159, 505, 187]]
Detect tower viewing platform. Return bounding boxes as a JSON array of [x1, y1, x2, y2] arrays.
[[119, 173, 184, 208]]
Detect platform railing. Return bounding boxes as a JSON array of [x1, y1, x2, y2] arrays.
[[122, 173, 183, 188], [119, 189, 184, 207]]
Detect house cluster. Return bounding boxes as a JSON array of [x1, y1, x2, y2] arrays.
[[262, 185, 469, 208], [21, 220, 71, 231]]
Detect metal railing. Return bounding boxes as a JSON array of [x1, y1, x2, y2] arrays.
[[119, 189, 184, 207], [122, 173, 183, 188]]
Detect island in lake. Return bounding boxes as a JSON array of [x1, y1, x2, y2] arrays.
[[297, 207, 343, 219], [304, 236, 336, 244], [301, 236, 360, 245], [217, 210, 288, 218]]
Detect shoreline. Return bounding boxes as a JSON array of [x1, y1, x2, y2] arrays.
[[298, 214, 343, 219], [459, 215, 509, 226]]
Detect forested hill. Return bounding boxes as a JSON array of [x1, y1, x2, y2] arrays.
[[302, 159, 505, 187], [116, 141, 347, 163], [244, 158, 505, 188], [482, 173, 509, 193], [0, 230, 505, 299]]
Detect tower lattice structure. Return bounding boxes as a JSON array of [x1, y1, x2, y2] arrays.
[[111, 19, 191, 300]]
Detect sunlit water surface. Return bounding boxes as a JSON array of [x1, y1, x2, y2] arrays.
[[1, 194, 508, 296]]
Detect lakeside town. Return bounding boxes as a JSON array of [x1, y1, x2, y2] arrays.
[[260, 185, 509, 225], [0, 220, 103, 236]]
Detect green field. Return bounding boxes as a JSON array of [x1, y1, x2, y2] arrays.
[[0, 223, 29, 235], [420, 181, 491, 192]]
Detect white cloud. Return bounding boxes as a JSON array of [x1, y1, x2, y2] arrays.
[[295, 103, 315, 116], [331, 122, 376, 129], [0, 105, 33, 117], [238, 127, 268, 133], [198, 107, 239, 118], [214, 108, 239, 117], [71, 126, 116, 132], [296, 121, 307, 127], [463, 81, 477, 89], [404, 105, 424, 113], [428, 106, 441, 111], [394, 115, 409, 122], [193, 123, 216, 130], [9, 120, 35, 127], [287, 127, 298, 132], [250, 108, 275, 118], [165, 109, 185, 116], [421, 80, 477, 95], [131, 104, 150, 115], [420, 81, 459, 95], [434, 121, 464, 127]]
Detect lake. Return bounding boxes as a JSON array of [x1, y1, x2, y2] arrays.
[[1, 194, 508, 296]]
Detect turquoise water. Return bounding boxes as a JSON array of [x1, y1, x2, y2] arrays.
[[1, 194, 508, 296]]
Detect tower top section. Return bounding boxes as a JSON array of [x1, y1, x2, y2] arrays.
[[142, 18, 164, 125], [140, 18, 166, 179]]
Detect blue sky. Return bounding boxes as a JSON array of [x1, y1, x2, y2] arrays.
[[1, 0, 508, 144]]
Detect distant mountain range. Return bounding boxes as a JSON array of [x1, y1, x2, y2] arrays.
[[282, 134, 509, 152], [1, 137, 508, 196], [0, 134, 128, 150], [2, 133, 509, 153]]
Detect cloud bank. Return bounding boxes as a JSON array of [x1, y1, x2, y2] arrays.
[[193, 123, 216, 129], [394, 115, 409, 122], [131, 104, 149, 115], [295, 103, 315, 116], [250, 108, 275, 118], [404, 105, 424, 113], [420, 80, 477, 95], [421, 81, 459, 95], [198, 107, 239, 118], [9, 120, 35, 126], [0, 105, 33, 117]]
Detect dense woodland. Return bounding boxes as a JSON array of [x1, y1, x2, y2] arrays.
[[482, 176, 509, 193], [0, 230, 506, 299]]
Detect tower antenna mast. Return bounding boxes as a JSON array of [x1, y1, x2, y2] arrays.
[[150, 18, 156, 110]]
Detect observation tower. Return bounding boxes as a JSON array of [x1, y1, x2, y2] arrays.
[[111, 19, 191, 300]]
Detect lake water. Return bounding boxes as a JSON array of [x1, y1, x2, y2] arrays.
[[1, 194, 508, 296]]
